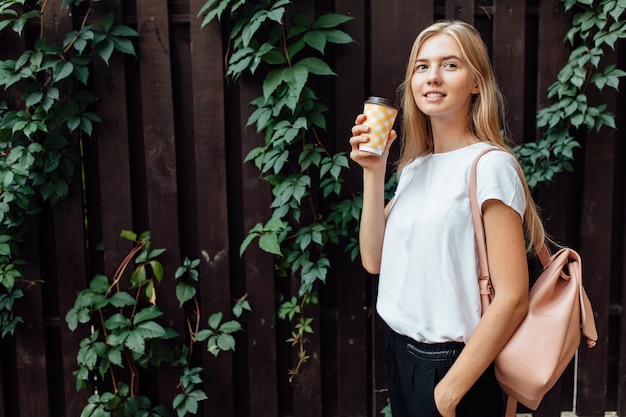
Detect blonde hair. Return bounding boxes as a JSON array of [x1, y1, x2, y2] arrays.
[[397, 20, 546, 255]]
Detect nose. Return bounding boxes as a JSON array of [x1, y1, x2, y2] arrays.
[[426, 67, 441, 84]]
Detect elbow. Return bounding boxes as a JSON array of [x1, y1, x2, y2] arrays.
[[361, 258, 381, 275], [510, 293, 529, 324], [494, 291, 529, 325]]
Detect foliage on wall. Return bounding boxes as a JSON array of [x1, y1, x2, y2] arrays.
[[0, 0, 139, 337], [515, 0, 626, 188], [66, 230, 250, 417], [199, 0, 358, 380]]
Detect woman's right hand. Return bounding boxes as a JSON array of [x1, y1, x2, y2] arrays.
[[349, 114, 397, 171]]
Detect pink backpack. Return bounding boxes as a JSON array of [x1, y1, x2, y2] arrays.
[[470, 148, 598, 416]]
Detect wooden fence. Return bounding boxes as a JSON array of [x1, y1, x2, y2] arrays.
[[0, 0, 625, 416]]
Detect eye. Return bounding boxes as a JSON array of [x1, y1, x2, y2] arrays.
[[443, 62, 458, 69], [415, 64, 428, 71]]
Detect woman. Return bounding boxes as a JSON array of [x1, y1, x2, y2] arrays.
[[349, 21, 546, 416]]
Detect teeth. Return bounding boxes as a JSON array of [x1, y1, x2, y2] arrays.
[[426, 93, 444, 98]]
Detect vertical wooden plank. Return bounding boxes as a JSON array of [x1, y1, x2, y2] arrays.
[[492, 0, 526, 142], [91, 0, 134, 278], [49, 161, 92, 417], [0, 338, 18, 416], [288, 1, 323, 413], [333, 1, 369, 416], [291, 291, 322, 417], [575, 98, 616, 415], [134, 0, 183, 406], [618, 42, 626, 417], [445, 0, 475, 23], [532, 2, 575, 416], [333, 0, 369, 412], [188, 1, 235, 415], [40, 2, 91, 415], [237, 78, 279, 416], [0, 339, 5, 416], [13, 232, 50, 417], [0, 17, 50, 417], [369, 0, 432, 100]]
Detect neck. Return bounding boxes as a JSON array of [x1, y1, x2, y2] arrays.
[[431, 119, 476, 153]]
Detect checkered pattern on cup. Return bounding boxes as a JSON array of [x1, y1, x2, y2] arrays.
[[360, 97, 398, 156]]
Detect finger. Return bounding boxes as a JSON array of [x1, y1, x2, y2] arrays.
[[351, 124, 370, 136], [349, 134, 369, 150]]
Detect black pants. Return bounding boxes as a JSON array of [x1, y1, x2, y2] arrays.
[[384, 329, 504, 417]]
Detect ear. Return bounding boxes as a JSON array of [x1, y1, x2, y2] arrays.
[[472, 83, 479, 94]]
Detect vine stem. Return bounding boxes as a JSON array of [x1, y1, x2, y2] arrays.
[[186, 296, 202, 362], [281, 20, 292, 67], [62, 8, 92, 54], [106, 240, 146, 296], [126, 349, 139, 397], [39, 0, 48, 39]]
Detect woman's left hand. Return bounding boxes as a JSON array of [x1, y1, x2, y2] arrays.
[[434, 381, 458, 417]]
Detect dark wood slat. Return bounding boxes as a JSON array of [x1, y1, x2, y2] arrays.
[[14, 231, 49, 417], [289, 1, 323, 412], [333, 0, 369, 415], [0, 338, 17, 416], [369, 0, 432, 100], [492, 0, 527, 142], [576, 89, 617, 414], [134, 0, 184, 407], [41, 2, 91, 415], [51, 178, 92, 417], [445, 0, 475, 23], [0, 17, 49, 417], [91, 0, 134, 279], [0, 339, 5, 417], [238, 77, 279, 416], [188, 1, 235, 415], [618, 43, 626, 417], [292, 295, 322, 417]]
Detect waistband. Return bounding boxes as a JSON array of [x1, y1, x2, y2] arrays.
[[391, 329, 464, 360]]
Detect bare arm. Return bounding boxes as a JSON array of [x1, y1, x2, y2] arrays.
[[349, 114, 397, 273], [434, 199, 530, 416]]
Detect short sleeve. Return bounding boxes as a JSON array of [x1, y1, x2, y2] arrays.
[[475, 150, 526, 219]]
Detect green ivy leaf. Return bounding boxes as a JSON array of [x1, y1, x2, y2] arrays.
[[133, 305, 163, 325], [295, 57, 336, 76], [259, 232, 282, 255], [176, 282, 196, 306], [109, 292, 136, 308], [313, 13, 353, 29], [105, 313, 132, 330], [219, 320, 242, 334], [134, 320, 167, 339], [53, 61, 74, 82]]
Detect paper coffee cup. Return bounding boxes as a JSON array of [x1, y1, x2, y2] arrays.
[[359, 96, 398, 155]]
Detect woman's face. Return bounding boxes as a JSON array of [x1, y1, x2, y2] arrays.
[[410, 34, 479, 122]]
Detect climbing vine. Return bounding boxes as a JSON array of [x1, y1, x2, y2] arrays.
[[199, 0, 357, 380], [65, 230, 250, 417], [515, 0, 626, 188], [0, 0, 139, 337]]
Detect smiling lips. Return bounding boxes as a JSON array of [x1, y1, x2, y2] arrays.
[[425, 92, 445, 98]]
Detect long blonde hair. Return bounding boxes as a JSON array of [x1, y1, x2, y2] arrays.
[[397, 20, 546, 254]]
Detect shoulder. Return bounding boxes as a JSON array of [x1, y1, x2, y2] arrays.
[[474, 147, 520, 176]]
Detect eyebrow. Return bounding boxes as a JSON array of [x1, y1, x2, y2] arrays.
[[415, 55, 462, 62]]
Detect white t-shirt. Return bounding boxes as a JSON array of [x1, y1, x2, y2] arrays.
[[376, 142, 526, 343]]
